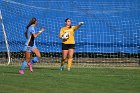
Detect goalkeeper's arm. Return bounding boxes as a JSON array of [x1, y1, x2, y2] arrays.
[[74, 22, 84, 31], [59, 32, 68, 40], [33, 27, 45, 38], [59, 34, 66, 39]]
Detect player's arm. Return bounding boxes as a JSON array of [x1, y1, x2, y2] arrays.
[[33, 27, 45, 38], [73, 22, 84, 31], [59, 28, 68, 40]]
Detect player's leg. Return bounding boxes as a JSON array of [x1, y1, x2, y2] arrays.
[[60, 43, 69, 70], [67, 49, 74, 71], [67, 44, 75, 71], [27, 48, 40, 72], [19, 51, 31, 74], [31, 48, 41, 64], [60, 50, 68, 70], [19, 46, 31, 74]]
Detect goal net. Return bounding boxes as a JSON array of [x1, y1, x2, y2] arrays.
[[0, 0, 140, 67]]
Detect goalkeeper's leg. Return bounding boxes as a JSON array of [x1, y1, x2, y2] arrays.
[[60, 50, 68, 71], [67, 49, 74, 71]]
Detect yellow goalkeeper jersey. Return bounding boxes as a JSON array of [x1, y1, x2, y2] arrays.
[[60, 26, 75, 44]]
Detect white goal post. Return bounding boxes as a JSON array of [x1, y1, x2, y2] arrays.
[[0, 10, 11, 65]]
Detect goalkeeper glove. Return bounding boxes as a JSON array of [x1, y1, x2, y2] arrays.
[[78, 22, 84, 25]]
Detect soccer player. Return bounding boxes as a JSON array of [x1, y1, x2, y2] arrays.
[[19, 17, 45, 74], [59, 18, 84, 71]]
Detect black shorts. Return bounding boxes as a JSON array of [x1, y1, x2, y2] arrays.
[[62, 43, 75, 50]]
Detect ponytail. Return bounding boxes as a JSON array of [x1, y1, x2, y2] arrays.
[[26, 17, 37, 29], [25, 17, 37, 38]]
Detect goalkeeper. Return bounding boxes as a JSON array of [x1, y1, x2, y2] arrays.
[[59, 18, 84, 71], [19, 17, 45, 74]]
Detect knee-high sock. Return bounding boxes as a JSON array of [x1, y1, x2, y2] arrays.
[[30, 57, 39, 65], [68, 58, 72, 69], [20, 60, 27, 70], [61, 59, 65, 66]]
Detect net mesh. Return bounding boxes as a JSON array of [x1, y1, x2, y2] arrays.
[[0, 0, 140, 67]]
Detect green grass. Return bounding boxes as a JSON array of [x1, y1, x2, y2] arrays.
[[0, 65, 140, 93]]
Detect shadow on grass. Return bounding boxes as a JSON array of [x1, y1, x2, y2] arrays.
[[34, 67, 59, 71]]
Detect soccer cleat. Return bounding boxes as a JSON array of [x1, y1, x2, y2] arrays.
[[60, 66, 64, 71], [19, 70, 24, 74], [27, 63, 33, 72], [67, 68, 71, 71]]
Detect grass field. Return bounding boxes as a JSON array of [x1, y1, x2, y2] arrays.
[[0, 65, 140, 93]]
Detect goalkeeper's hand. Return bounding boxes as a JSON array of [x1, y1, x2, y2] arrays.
[[78, 22, 84, 25], [61, 36, 65, 39], [61, 35, 68, 40], [61, 31, 69, 40]]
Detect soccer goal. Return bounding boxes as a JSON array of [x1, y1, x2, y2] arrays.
[[0, 0, 140, 67]]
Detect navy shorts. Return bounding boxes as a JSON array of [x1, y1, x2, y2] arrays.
[[62, 43, 75, 50]]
